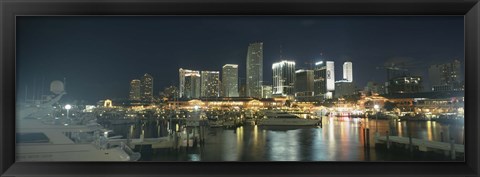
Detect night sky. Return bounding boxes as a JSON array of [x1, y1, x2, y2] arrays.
[[16, 16, 464, 104]]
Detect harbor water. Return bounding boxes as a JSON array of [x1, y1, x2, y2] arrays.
[[105, 117, 464, 161]]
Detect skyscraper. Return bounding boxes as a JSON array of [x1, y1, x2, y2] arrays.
[[129, 79, 141, 101], [141, 73, 153, 101], [294, 69, 314, 97], [272, 60, 296, 96], [222, 64, 239, 97], [428, 60, 462, 91], [314, 61, 335, 98], [246, 42, 263, 98], [201, 71, 220, 98], [179, 68, 201, 99], [343, 61, 353, 82]]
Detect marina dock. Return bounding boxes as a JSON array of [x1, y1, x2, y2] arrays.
[[375, 135, 464, 159]]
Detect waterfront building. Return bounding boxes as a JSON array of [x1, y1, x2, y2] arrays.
[[294, 69, 314, 97], [246, 42, 263, 98], [386, 76, 423, 94], [384, 91, 464, 114], [343, 61, 353, 82], [262, 85, 273, 98], [179, 68, 201, 99], [428, 60, 463, 92], [314, 61, 335, 99], [272, 60, 296, 96], [334, 80, 355, 98], [222, 64, 239, 97], [129, 79, 141, 101], [141, 73, 153, 102], [201, 71, 220, 98], [166, 97, 285, 110]]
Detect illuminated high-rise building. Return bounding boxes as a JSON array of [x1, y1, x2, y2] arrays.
[[314, 61, 335, 98], [141, 73, 153, 101], [272, 60, 296, 96], [201, 71, 220, 98], [129, 79, 141, 101], [222, 64, 239, 97], [246, 42, 263, 98], [179, 68, 201, 99], [343, 61, 353, 82]]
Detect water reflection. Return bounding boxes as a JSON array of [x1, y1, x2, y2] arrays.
[[107, 117, 464, 161]]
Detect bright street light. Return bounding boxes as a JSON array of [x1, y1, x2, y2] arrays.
[[65, 104, 72, 120]]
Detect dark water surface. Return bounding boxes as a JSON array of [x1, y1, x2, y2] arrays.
[[107, 117, 464, 161]]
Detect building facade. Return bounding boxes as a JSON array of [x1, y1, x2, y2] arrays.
[[272, 60, 296, 96], [222, 64, 239, 97], [314, 61, 335, 98], [343, 61, 353, 82], [129, 79, 141, 101], [334, 80, 355, 98], [428, 60, 462, 92], [262, 85, 273, 98], [179, 68, 201, 99], [246, 42, 263, 98], [238, 77, 247, 97], [386, 76, 423, 94], [294, 69, 314, 97], [201, 71, 220, 98], [141, 73, 153, 102]]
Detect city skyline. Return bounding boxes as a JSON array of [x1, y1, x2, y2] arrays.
[[16, 16, 464, 103]]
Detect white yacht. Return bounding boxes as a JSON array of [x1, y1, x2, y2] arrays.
[[257, 111, 321, 126], [16, 91, 141, 161]]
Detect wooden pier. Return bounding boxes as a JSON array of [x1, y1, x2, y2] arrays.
[[375, 134, 464, 159]]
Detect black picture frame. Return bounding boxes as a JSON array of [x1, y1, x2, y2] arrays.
[[1, 0, 479, 176]]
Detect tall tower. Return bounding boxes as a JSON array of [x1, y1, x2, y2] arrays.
[[246, 42, 263, 98], [314, 61, 335, 98], [129, 79, 141, 101], [179, 68, 201, 98], [272, 60, 296, 96], [201, 71, 220, 98], [343, 61, 353, 82], [141, 73, 153, 101], [222, 64, 239, 97]]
